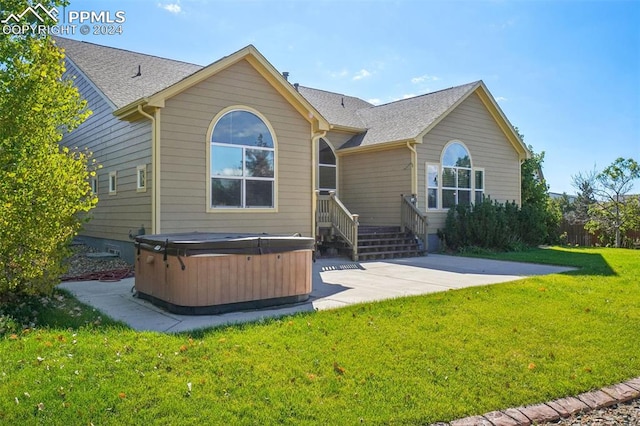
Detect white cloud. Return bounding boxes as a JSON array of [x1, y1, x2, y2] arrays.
[[411, 74, 440, 84], [158, 2, 181, 14], [353, 69, 372, 81], [367, 98, 382, 105], [495, 96, 508, 102], [329, 69, 349, 79]]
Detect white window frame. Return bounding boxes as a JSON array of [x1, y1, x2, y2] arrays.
[[318, 138, 338, 195], [474, 168, 485, 205], [90, 176, 98, 195], [426, 163, 439, 210], [426, 141, 485, 210], [108, 171, 117, 195], [136, 164, 147, 192], [206, 106, 278, 213]]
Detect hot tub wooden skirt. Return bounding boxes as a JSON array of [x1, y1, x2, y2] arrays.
[[135, 250, 313, 315]]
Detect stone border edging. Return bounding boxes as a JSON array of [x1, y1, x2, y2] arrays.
[[431, 377, 640, 426]]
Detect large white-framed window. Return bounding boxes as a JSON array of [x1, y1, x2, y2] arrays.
[[318, 138, 337, 195], [208, 108, 276, 209], [426, 141, 484, 209]]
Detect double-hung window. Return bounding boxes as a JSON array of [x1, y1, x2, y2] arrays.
[[210, 110, 275, 209]]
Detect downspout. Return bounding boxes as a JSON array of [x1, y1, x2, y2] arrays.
[[406, 140, 418, 195], [137, 105, 161, 234]]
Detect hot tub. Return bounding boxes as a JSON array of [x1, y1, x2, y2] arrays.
[[134, 232, 315, 314]]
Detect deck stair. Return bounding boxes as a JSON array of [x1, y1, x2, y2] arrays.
[[356, 226, 424, 261]]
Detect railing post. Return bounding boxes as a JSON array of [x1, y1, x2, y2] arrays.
[[329, 190, 336, 227], [400, 194, 405, 231], [314, 189, 320, 227], [352, 214, 359, 261], [400, 193, 428, 255]]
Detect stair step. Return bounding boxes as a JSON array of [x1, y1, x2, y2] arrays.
[[358, 226, 401, 234], [322, 225, 425, 261], [359, 234, 412, 240], [358, 241, 417, 248], [357, 250, 423, 261], [359, 236, 415, 242]]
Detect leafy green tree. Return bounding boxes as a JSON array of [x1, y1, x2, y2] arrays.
[[570, 168, 598, 224], [585, 158, 640, 247], [0, 1, 96, 296], [519, 139, 559, 245]]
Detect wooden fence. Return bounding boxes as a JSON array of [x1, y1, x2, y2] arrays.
[[559, 221, 640, 248]]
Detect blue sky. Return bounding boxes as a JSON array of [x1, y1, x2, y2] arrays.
[[56, 0, 639, 194]]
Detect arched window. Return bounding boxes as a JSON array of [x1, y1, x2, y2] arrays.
[[318, 138, 336, 194], [210, 110, 275, 208], [441, 142, 472, 208], [427, 141, 484, 209]]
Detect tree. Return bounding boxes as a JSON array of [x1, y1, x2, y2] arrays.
[[519, 138, 559, 245], [584, 158, 640, 247], [570, 168, 598, 225], [0, 0, 96, 296]]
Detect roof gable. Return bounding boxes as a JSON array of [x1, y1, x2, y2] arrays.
[[55, 37, 328, 131], [343, 81, 480, 149], [298, 80, 528, 159]]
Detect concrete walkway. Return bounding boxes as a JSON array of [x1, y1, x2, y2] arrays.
[[59, 254, 573, 333]]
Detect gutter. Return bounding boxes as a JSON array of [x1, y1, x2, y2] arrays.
[[114, 98, 148, 120], [337, 139, 412, 156], [137, 104, 161, 234]]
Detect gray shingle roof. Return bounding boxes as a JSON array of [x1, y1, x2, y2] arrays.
[[54, 37, 487, 151], [345, 82, 480, 148], [296, 86, 373, 129], [299, 82, 480, 149], [54, 36, 203, 109]]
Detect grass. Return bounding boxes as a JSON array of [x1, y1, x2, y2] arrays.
[[0, 247, 638, 424]]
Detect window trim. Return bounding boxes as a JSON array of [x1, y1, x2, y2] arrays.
[[108, 171, 117, 195], [318, 138, 338, 195], [90, 176, 98, 195], [474, 167, 485, 205], [136, 164, 147, 192], [426, 163, 439, 210], [426, 141, 485, 210], [206, 106, 278, 213]]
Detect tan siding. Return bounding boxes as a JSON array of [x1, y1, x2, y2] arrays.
[[159, 59, 314, 236], [418, 91, 521, 234], [61, 62, 152, 242], [339, 147, 412, 226]]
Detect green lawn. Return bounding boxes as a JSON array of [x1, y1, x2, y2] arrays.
[[0, 247, 638, 424]]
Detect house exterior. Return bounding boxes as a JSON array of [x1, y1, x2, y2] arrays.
[[56, 37, 529, 261]]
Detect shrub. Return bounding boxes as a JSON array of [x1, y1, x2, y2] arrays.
[[439, 197, 554, 252], [0, 32, 95, 296]]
